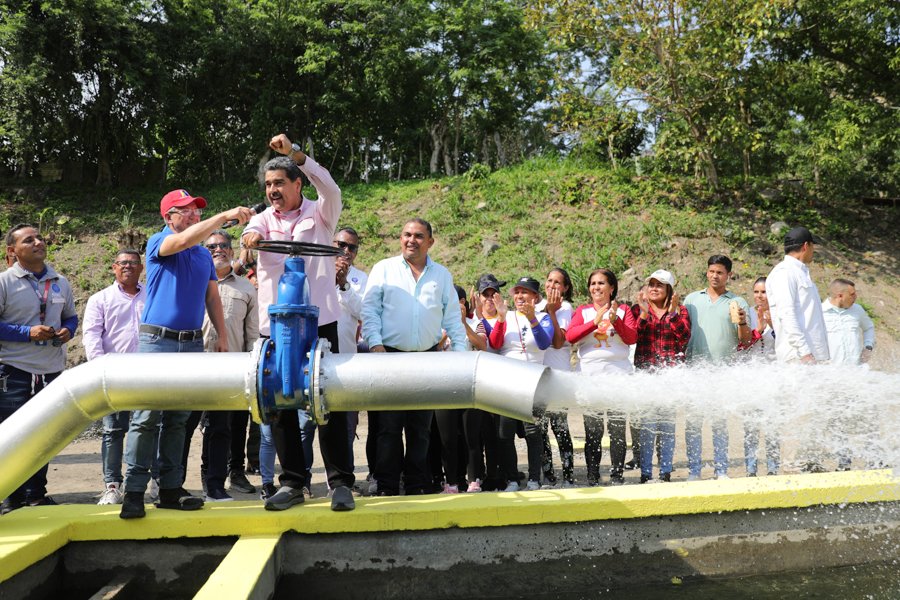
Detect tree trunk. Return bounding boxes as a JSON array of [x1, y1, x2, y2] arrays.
[[494, 132, 507, 167], [342, 139, 356, 180], [397, 155, 403, 181], [94, 70, 114, 187], [443, 133, 453, 176], [607, 134, 618, 169], [429, 122, 444, 174], [363, 137, 370, 184]]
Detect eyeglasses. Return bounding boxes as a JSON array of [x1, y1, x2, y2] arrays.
[[114, 260, 140, 267], [335, 240, 359, 253], [205, 242, 232, 250], [168, 208, 202, 217]]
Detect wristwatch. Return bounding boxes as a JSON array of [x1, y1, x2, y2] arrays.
[[290, 142, 302, 156]]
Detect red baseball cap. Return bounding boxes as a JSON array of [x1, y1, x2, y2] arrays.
[[160, 189, 208, 218]]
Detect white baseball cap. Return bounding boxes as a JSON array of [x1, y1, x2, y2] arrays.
[[646, 269, 676, 288]]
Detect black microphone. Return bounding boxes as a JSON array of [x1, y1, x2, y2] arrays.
[[223, 202, 267, 228]]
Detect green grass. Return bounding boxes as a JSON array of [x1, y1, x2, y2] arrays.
[[1, 155, 894, 309]]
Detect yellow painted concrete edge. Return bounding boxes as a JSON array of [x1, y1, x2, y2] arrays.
[[2, 470, 899, 584], [193, 535, 281, 600]]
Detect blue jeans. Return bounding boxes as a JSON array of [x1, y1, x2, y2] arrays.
[[686, 415, 730, 476], [0, 365, 60, 503], [640, 408, 675, 479], [259, 423, 276, 486], [123, 333, 203, 493], [744, 416, 781, 475], [102, 411, 130, 485]]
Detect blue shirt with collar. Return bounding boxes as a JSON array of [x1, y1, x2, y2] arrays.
[[141, 226, 216, 331]]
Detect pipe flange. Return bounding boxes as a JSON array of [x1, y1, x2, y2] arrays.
[[308, 338, 330, 426], [248, 338, 266, 425]]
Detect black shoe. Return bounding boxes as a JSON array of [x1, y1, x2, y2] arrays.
[[609, 472, 625, 486], [376, 490, 397, 497], [205, 488, 234, 502], [27, 495, 58, 507], [120, 492, 146, 519], [260, 483, 278, 501], [625, 459, 640, 471], [228, 470, 256, 494], [660, 472, 671, 482], [264, 486, 305, 511], [747, 472, 757, 477], [543, 471, 558, 486], [1, 497, 26, 515], [330, 485, 356, 511], [246, 462, 260, 475], [640, 475, 651, 484], [156, 487, 204, 511]]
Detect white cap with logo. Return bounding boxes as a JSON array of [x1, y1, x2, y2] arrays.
[[646, 269, 676, 288]]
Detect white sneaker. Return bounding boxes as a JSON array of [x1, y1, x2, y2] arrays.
[[98, 484, 123, 505], [466, 479, 482, 493], [687, 474, 701, 482], [715, 473, 730, 480], [149, 478, 160, 502], [503, 481, 520, 492], [525, 480, 541, 491]]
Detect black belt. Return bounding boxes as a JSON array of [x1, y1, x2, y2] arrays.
[[139, 324, 204, 342]]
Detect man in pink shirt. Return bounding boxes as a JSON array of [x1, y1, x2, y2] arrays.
[[82, 249, 147, 505], [242, 134, 354, 512]]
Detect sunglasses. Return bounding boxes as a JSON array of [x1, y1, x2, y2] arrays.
[[335, 240, 359, 253], [114, 260, 141, 267], [205, 242, 232, 250]]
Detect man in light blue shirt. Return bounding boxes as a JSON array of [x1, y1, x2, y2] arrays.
[[683, 255, 753, 481], [361, 218, 465, 495]]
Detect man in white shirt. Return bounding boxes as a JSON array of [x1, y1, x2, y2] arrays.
[[822, 279, 875, 366], [361, 218, 466, 495], [823, 278, 876, 470], [765, 226, 829, 364]]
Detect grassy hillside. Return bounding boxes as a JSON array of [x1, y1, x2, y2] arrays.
[[2, 156, 897, 364]]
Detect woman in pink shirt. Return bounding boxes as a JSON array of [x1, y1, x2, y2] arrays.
[[566, 269, 638, 485]]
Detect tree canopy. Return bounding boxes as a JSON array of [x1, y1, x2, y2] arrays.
[[1, 0, 896, 198]]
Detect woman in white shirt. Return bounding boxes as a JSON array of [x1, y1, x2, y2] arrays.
[[566, 269, 638, 485], [488, 277, 555, 491], [535, 267, 576, 487]]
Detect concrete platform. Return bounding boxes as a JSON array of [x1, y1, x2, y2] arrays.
[[1, 470, 899, 598]]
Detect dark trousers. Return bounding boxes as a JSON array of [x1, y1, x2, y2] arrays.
[[0, 365, 59, 503], [272, 321, 354, 490], [182, 410, 232, 491], [366, 410, 380, 478], [495, 415, 521, 483], [462, 409, 493, 483], [375, 409, 434, 494], [230, 409, 260, 471], [540, 411, 575, 482], [433, 409, 466, 486], [584, 411, 627, 482]]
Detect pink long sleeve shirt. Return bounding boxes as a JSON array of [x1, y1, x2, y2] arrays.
[[243, 157, 342, 336]]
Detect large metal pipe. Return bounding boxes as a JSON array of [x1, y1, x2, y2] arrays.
[[0, 352, 258, 502], [0, 349, 564, 502]]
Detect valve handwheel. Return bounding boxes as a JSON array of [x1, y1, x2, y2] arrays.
[[255, 240, 343, 257]]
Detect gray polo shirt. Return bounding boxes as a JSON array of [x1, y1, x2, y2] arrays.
[[0, 262, 76, 374]]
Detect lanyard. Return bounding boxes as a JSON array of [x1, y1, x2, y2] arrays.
[[27, 278, 53, 324]]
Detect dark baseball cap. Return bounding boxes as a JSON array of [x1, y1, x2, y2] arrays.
[[784, 226, 821, 247], [512, 276, 540, 294], [476, 273, 506, 294]]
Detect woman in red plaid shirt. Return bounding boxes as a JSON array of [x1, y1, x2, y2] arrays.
[[632, 269, 691, 483]]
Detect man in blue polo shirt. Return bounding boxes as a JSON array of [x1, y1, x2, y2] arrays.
[[120, 190, 252, 519], [683, 255, 753, 481]]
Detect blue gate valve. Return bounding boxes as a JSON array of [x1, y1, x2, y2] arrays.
[[253, 240, 342, 425]]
